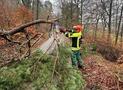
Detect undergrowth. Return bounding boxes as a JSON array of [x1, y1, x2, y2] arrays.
[[0, 45, 85, 90]]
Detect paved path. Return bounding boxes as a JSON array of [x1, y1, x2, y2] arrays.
[[40, 32, 65, 54]]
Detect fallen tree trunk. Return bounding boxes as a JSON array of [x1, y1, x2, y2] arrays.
[[0, 19, 57, 36], [0, 19, 58, 67]]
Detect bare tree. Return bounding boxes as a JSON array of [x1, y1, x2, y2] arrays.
[[115, 4, 123, 45], [100, 0, 114, 41], [120, 22, 123, 43], [70, 0, 73, 25], [21, 0, 32, 8]]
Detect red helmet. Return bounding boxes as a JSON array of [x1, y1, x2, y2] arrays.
[[73, 25, 83, 33]]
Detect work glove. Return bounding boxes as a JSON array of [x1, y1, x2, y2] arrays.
[[59, 27, 67, 33]]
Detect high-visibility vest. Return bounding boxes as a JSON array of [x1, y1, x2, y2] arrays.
[[65, 32, 82, 51]]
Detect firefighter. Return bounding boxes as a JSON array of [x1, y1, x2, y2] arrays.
[[60, 25, 84, 68]]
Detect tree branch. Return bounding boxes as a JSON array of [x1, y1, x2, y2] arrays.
[[0, 19, 57, 36]]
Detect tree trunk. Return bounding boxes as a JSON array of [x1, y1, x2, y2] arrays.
[[94, 18, 99, 40], [35, 0, 39, 30], [80, 0, 83, 24], [107, 0, 113, 42], [115, 4, 123, 45], [36, 0, 39, 20], [21, 0, 31, 8], [115, 4, 119, 35], [32, 0, 35, 20], [0, 19, 55, 36], [70, 0, 73, 27], [120, 22, 123, 48], [76, 0, 80, 23], [102, 19, 106, 38]]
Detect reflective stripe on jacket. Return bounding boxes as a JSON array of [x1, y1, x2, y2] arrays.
[[65, 32, 82, 51]]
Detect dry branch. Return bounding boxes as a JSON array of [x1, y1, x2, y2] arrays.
[[0, 19, 57, 36], [0, 19, 58, 67]]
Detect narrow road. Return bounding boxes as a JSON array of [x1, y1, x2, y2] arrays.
[[40, 32, 65, 54]]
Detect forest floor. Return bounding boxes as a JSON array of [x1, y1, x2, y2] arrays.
[[1, 29, 123, 90], [37, 31, 123, 90], [81, 33, 123, 90], [82, 55, 123, 90]]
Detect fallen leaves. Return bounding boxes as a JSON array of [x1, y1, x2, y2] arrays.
[[82, 55, 122, 90]]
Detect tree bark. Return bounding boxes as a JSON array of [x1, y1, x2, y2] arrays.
[[115, 4, 123, 45], [107, 0, 113, 42], [70, 0, 73, 26], [115, 3, 120, 35], [81, 0, 83, 24], [36, 0, 39, 20], [120, 22, 123, 48], [95, 18, 99, 40], [0, 19, 56, 36]]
